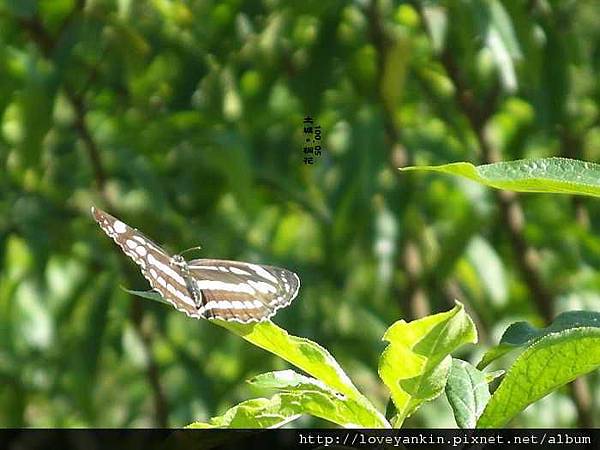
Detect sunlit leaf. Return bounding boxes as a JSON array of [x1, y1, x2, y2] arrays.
[[220, 321, 390, 428], [478, 328, 600, 427], [248, 370, 388, 428], [220, 320, 356, 399], [189, 374, 384, 429], [187, 397, 301, 428], [402, 158, 600, 197], [378, 302, 477, 427]]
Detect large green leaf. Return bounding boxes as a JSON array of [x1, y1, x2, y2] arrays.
[[478, 328, 600, 428], [188, 389, 383, 429], [477, 310, 600, 369], [445, 359, 491, 429], [401, 158, 600, 197], [188, 370, 388, 428], [247, 370, 387, 428], [220, 320, 362, 400], [220, 320, 389, 428], [378, 302, 477, 427]]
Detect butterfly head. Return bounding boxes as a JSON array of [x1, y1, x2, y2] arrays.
[[170, 254, 187, 269]]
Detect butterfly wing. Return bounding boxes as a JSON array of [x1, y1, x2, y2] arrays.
[[91, 206, 201, 318], [187, 259, 300, 322]]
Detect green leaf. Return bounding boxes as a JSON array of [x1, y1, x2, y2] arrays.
[[274, 391, 379, 428], [187, 397, 301, 428], [478, 310, 600, 369], [401, 158, 600, 197], [122, 287, 170, 305], [378, 302, 477, 427], [445, 359, 491, 429], [220, 320, 390, 428], [188, 388, 383, 429], [248, 369, 329, 390], [478, 328, 600, 428], [219, 320, 358, 399], [248, 370, 386, 428]]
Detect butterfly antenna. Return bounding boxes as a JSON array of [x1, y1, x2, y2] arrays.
[[178, 245, 203, 258]]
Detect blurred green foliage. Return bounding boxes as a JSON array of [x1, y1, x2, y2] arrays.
[[1, 0, 600, 427]]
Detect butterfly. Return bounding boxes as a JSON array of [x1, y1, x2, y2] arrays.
[[91, 206, 300, 323]]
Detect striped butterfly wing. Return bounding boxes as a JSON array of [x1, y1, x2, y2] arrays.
[[92, 206, 301, 322], [187, 259, 300, 322], [91, 206, 202, 318]]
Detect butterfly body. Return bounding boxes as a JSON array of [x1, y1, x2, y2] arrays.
[[91, 206, 300, 323], [170, 254, 204, 309]]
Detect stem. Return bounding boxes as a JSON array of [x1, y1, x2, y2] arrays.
[[68, 91, 107, 191]]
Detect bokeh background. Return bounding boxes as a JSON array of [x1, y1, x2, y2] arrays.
[[2, 0, 600, 427]]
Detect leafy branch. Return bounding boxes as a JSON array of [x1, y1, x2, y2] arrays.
[[157, 157, 600, 428]]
